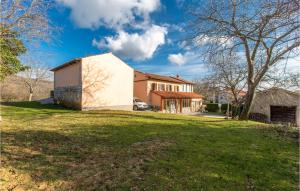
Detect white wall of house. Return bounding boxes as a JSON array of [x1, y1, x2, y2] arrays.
[[81, 53, 134, 110]]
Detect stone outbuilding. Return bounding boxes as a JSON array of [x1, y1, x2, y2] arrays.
[[251, 88, 300, 126], [51, 53, 134, 110]]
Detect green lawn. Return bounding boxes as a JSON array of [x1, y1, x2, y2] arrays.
[[1, 102, 298, 190]]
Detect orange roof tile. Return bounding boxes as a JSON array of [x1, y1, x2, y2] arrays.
[[152, 91, 203, 99], [144, 73, 184, 83]]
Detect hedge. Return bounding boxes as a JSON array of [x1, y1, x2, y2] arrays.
[[206, 103, 219, 112]]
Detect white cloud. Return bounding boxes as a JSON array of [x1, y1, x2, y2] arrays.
[[168, 53, 186, 66], [56, 0, 161, 29], [168, 51, 202, 66], [93, 25, 167, 61]]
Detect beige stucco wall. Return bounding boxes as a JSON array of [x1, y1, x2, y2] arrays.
[[81, 53, 133, 110], [251, 89, 300, 126], [54, 61, 81, 88]]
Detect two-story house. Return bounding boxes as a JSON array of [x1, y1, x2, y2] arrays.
[[134, 71, 203, 113]]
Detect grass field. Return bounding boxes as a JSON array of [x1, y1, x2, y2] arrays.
[[1, 102, 298, 190]]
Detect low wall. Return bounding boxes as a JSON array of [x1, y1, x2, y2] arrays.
[[54, 86, 82, 109]]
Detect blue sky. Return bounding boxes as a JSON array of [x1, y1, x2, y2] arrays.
[[34, 0, 207, 80]]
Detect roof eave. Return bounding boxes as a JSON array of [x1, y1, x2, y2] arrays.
[[50, 58, 81, 72]]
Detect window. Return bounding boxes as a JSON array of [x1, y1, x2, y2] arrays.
[[182, 99, 190, 107], [175, 86, 179, 92], [166, 84, 172, 91], [158, 84, 165, 91], [151, 83, 157, 91]]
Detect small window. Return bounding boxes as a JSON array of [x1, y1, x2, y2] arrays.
[[151, 83, 157, 91], [166, 84, 172, 91], [158, 84, 165, 91]]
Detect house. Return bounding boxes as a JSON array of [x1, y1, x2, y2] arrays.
[[51, 53, 134, 110], [251, 88, 300, 126], [134, 71, 203, 113], [217, 89, 247, 104]]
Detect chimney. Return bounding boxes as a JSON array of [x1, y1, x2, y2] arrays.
[[176, 74, 180, 78]]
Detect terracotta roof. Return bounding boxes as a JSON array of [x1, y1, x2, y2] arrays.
[[144, 73, 184, 83], [50, 52, 113, 71], [152, 91, 203, 99], [50, 59, 81, 71], [170, 76, 195, 84], [223, 88, 247, 96], [135, 71, 193, 84]]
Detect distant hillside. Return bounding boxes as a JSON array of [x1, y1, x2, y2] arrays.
[[0, 75, 53, 101]]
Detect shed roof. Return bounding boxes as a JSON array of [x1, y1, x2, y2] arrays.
[[50, 52, 113, 71]]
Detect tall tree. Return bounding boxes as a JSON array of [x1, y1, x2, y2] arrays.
[[0, 0, 54, 80], [187, 0, 300, 119], [0, 30, 27, 80]]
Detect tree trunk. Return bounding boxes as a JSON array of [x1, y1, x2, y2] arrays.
[[28, 86, 33, 101], [239, 86, 256, 120], [29, 93, 33, 101]]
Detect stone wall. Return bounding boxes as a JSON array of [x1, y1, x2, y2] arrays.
[[54, 86, 82, 109]]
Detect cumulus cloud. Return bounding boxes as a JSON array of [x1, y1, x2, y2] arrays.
[[168, 51, 201, 66], [168, 53, 186, 66], [93, 25, 167, 61], [56, 0, 161, 29]]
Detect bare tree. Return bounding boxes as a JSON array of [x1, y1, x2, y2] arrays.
[[187, 0, 300, 119], [19, 61, 52, 101], [0, 0, 55, 42], [208, 51, 247, 105], [193, 78, 219, 103], [258, 63, 300, 90]]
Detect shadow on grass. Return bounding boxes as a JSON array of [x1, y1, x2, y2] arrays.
[[85, 110, 231, 124], [1, 101, 68, 110], [2, 120, 298, 190]]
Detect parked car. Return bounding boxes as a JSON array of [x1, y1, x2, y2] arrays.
[[133, 97, 148, 110]]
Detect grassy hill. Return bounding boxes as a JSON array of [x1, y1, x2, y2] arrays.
[[1, 102, 298, 190], [0, 75, 53, 101]]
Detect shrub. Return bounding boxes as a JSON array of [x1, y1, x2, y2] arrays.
[[206, 103, 219, 112], [249, 113, 269, 123], [221, 104, 231, 113]]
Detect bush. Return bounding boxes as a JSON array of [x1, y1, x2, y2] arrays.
[[249, 113, 269, 123], [232, 105, 243, 118], [221, 104, 231, 113], [206, 103, 219, 112]]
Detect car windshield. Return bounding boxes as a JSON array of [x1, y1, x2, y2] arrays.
[[135, 99, 143, 102]]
